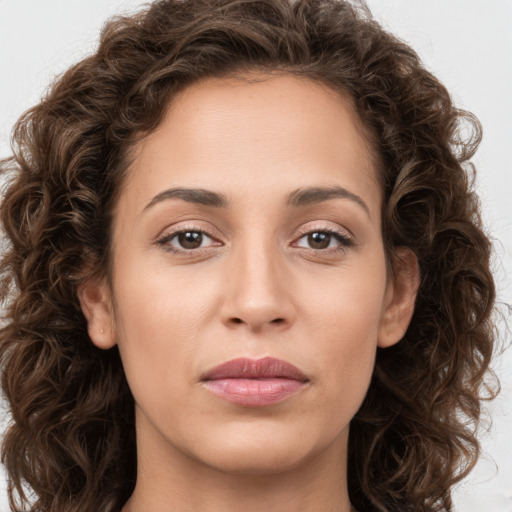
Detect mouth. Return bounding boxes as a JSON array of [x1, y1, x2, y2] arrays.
[[201, 357, 309, 407]]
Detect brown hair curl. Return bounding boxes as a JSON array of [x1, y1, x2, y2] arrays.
[[0, 1, 496, 511]]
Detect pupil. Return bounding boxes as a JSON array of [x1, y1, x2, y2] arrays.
[[179, 231, 202, 249], [308, 232, 330, 249]]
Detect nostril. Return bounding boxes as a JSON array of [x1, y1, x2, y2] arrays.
[[229, 317, 284, 325]]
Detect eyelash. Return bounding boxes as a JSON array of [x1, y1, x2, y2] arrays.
[[156, 224, 354, 256]]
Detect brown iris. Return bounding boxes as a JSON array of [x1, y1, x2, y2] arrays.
[[177, 231, 203, 249], [307, 232, 331, 249]]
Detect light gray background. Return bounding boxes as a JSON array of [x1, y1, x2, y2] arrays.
[[0, 1, 511, 511]]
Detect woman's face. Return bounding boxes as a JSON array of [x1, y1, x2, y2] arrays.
[[82, 73, 417, 476]]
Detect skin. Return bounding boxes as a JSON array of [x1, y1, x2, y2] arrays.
[[79, 73, 419, 512]]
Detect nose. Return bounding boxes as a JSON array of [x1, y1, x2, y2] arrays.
[[220, 238, 296, 333]]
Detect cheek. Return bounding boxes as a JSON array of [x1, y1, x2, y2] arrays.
[[113, 255, 217, 338], [301, 259, 387, 399], [110, 260, 219, 405]]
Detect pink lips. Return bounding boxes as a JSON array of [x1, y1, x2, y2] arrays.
[[201, 357, 309, 407]]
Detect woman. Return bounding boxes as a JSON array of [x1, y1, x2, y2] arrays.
[[0, 1, 497, 511]]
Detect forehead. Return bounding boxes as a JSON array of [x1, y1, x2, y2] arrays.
[[119, 73, 381, 219], [161, 72, 378, 171]]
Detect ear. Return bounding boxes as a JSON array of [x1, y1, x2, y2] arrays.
[[78, 276, 116, 350], [378, 247, 420, 349]]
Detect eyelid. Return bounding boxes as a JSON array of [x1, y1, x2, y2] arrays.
[[293, 222, 353, 240], [155, 220, 222, 241]]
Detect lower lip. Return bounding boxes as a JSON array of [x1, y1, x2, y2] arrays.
[[203, 378, 306, 406]]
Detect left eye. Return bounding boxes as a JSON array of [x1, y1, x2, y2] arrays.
[[159, 230, 216, 251], [295, 231, 351, 250]]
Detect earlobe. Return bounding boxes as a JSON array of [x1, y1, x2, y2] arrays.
[[378, 247, 420, 349], [78, 277, 117, 350]]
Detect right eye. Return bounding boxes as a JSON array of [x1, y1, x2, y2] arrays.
[[156, 229, 220, 254]]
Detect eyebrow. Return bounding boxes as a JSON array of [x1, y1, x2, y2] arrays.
[[143, 185, 370, 217], [286, 186, 370, 217], [144, 187, 229, 210]]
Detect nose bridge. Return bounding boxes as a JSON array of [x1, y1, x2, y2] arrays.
[[221, 228, 293, 332]]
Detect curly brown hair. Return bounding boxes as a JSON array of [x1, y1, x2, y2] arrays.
[[0, 0, 497, 511]]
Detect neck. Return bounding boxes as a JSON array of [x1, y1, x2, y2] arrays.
[[122, 414, 353, 512]]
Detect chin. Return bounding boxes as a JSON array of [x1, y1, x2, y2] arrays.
[[182, 421, 335, 476], [202, 448, 311, 476]]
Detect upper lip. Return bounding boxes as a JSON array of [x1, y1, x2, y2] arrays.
[[201, 357, 309, 381]]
